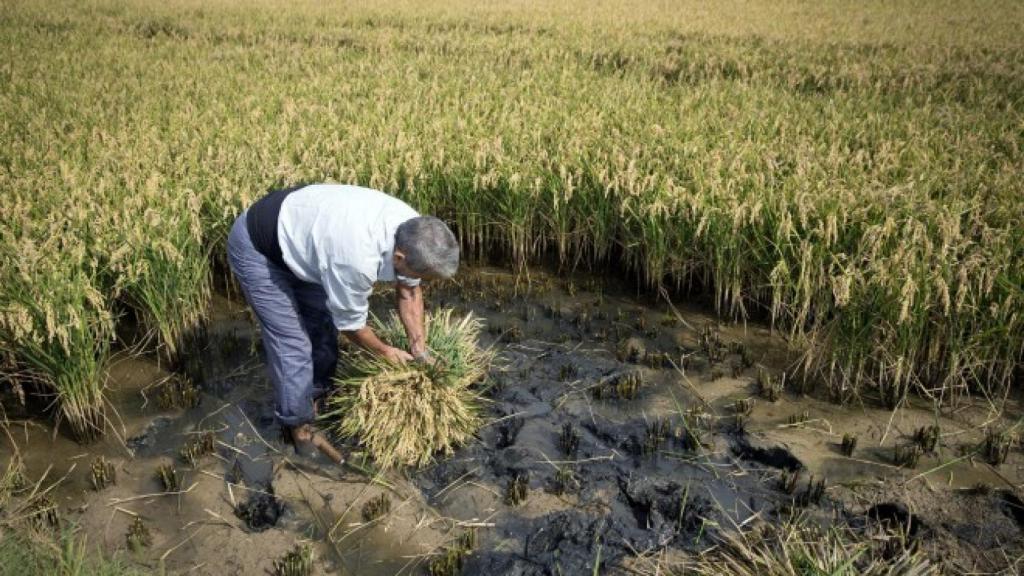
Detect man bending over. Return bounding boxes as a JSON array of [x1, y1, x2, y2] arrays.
[[227, 184, 459, 462]]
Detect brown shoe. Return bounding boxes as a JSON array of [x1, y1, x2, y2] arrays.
[[289, 424, 345, 465]]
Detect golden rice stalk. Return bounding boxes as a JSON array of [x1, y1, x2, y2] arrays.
[[689, 518, 937, 576], [324, 310, 492, 470]]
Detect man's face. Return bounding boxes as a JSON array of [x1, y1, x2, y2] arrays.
[[393, 251, 436, 281]]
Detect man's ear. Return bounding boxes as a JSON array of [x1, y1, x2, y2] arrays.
[[393, 250, 406, 266]]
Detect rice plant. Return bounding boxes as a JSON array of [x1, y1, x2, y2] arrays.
[[273, 543, 313, 576], [777, 470, 800, 495], [893, 444, 923, 469], [552, 467, 580, 495], [616, 338, 646, 364], [731, 413, 748, 434], [0, 454, 27, 509], [178, 431, 216, 467], [427, 547, 466, 576], [90, 456, 116, 491], [698, 324, 726, 364], [427, 542, 469, 576], [125, 517, 151, 552], [733, 398, 754, 417], [912, 425, 940, 454], [559, 422, 580, 457], [110, 184, 211, 367], [1, 529, 148, 575], [361, 493, 391, 522], [672, 421, 702, 452], [157, 376, 200, 411], [0, 238, 114, 441], [557, 363, 578, 382], [427, 529, 478, 576], [156, 463, 180, 492], [980, 428, 1013, 466], [756, 367, 784, 402], [786, 410, 809, 427], [505, 472, 529, 506], [592, 370, 644, 400], [27, 495, 60, 530], [7, 512, 146, 576], [641, 418, 671, 456], [688, 519, 937, 575], [324, 310, 492, 470], [840, 434, 857, 457], [795, 476, 827, 507], [644, 351, 672, 369]]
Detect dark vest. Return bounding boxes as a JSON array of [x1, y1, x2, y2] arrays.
[[245, 185, 305, 269]]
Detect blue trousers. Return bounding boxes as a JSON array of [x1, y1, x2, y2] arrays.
[[227, 213, 338, 427]]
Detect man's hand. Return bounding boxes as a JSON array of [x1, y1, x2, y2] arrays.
[[412, 350, 435, 366], [343, 326, 414, 364], [382, 346, 414, 364]]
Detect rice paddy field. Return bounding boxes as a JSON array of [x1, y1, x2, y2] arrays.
[[1, 0, 1023, 574]]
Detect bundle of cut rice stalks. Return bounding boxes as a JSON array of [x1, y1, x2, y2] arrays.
[[324, 310, 492, 470]]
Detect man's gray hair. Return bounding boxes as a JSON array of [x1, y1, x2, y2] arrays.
[[395, 216, 460, 279]]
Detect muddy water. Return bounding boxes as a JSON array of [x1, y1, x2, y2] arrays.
[[2, 267, 1022, 574]]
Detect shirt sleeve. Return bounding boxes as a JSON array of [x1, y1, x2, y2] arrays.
[[322, 263, 374, 331]]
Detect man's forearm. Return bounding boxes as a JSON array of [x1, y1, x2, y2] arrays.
[[342, 326, 391, 356], [396, 284, 427, 357]]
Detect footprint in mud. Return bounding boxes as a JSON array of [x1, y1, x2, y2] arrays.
[[466, 510, 611, 574], [415, 458, 477, 499], [865, 502, 925, 537], [732, 436, 803, 471], [221, 401, 288, 531], [495, 416, 525, 449], [489, 446, 534, 478], [125, 416, 174, 454], [235, 488, 286, 532], [999, 490, 1024, 531], [618, 477, 710, 542]]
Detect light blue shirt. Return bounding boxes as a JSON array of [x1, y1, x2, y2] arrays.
[[277, 184, 420, 331]]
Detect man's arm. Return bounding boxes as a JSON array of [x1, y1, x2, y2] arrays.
[[343, 326, 413, 364], [396, 283, 428, 359], [325, 264, 413, 364]]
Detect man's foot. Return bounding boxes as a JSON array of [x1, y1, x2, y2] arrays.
[[289, 424, 345, 465]]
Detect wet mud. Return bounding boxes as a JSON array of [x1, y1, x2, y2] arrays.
[[1, 267, 1022, 574]]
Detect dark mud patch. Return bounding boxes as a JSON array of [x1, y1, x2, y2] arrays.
[[495, 416, 525, 449], [619, 477, 710, 538], [999, 490, 1024, 530], [732, 436, 803, 471], [406, 271, 794, 574], [865, 502, 925, 537], [235, 489, 286, 532], [414, 457, 479, 500], [125, 416, 173, 454], [489, 446, 535, 479], [465, 510, 610, 575], [221, 396, 288, 531]]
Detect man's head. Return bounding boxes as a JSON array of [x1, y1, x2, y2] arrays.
[[393, 216, 459, 281]]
